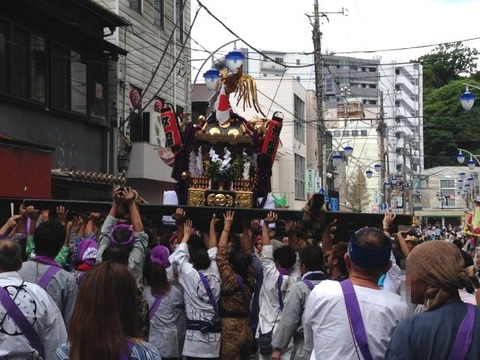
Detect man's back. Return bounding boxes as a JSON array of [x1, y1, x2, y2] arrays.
[[0, 271, 67, 359], [18, 260, 78, 325], [304, 279, 409, 360]]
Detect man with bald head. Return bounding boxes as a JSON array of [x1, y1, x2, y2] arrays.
[[303, 227, 409, 360], [0, 239, 67, 359]]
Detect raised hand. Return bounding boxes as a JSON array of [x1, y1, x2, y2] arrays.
[[264, 211, 278, 225], [113, 186, 124, 204], [123, 187, 137, 204], [56, 205, 68, 225], [182, 219, 193, 243], [383, 211, 396, 231], [172, 208, 186, 223], [6, 215, 22, 229], [284, 220, 297, 233], [223, 210, 235, 232], [210, 213, 220, 228]]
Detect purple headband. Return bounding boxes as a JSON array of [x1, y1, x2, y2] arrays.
[[150, 245, 170, 267], [110, 223, 135, 247]]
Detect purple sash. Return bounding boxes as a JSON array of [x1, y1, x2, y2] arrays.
[[277, 274, 284, 311], [148, 294, 164, 321], [33, 256, 62, 289], [37, 266, 62, 289], [449, 303, 475, 360], [119, 339, 135, 360], [303, 279, 314, 291], [340, 280, 373, 360], [198, 272, 219, 317], [0, 286, 44, 358]]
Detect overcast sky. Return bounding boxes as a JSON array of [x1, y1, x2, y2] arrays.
[[190, 0, 480, 77]]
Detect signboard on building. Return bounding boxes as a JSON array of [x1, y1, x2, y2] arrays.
[[306, 169, 315, 194]]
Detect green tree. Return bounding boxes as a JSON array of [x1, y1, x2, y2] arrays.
[[418, 41, 480, 168], [346, 169, 370, 212], [423, 79, 480, 168], [419, 42, 478, 95]]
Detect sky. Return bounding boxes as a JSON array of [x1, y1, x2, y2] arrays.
[[190, 0, 480, 78]]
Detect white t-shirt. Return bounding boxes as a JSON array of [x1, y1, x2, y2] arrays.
[[303, 279, 409, 360]]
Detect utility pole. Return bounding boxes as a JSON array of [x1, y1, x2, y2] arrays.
[[378, 91, 387, 205], [313, 0, 325, 190], [312, 4, 347, 191]]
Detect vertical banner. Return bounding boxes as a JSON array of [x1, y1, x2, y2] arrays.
[[306, 169, 315, 194]]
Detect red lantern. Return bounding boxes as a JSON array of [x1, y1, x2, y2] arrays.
[[260, 111, 284, 159], [129, 88, 142, 109], [154, 100, 163, 112], [160, 104, 183, 150]]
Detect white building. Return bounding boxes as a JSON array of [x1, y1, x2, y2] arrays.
[[229, 76, 311, 211], [95, 0, 191, 204], [415, 166, 475, 227], [379, 61, 424, 190]]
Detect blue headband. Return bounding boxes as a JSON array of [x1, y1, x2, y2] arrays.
[[348, 229, 391, 269]]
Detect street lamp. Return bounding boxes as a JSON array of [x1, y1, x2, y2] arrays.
[[456, 148, 480, 169], [327, 144, 354, 166], [365, 162, 382, 179], [459, 84, 480, 111]]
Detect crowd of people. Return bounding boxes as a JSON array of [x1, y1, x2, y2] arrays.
[[0, 186, 479, 359]]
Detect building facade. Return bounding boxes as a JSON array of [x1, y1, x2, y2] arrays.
[[415, 166, 474, 227], [0, 0, 128, 200], [96, 0, 191, 204]]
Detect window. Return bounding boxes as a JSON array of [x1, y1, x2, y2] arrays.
[[70, 51, 87, 114], [294, 95, 305, 143], [343, 130, 349, 136], [176, 0, 184, 43], [439, 179, 456, 207], [51, 43, 69, 110], [369, 67, 376, 72], [324, 75, 334, 94], [154, 0, 165, 29], [11, 25, 28, 99], [30, 34, 46, 103], [275, 57, 284, 64], [333, 130, 341, 137], [129, 0, 141, 13], [295, 154, 306, 199], [360, 130, 367, 136], [90, 57, 108, 119], [351, 130, 358, 137], [0, 20, 108, 122], [0, 20, 6, 94], [296, 59, 300, 65]]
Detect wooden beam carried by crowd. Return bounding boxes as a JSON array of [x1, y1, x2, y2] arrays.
[[1, 198, 414, 239]]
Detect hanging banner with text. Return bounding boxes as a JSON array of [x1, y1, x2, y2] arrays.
[[306, 169, 316, 194]]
